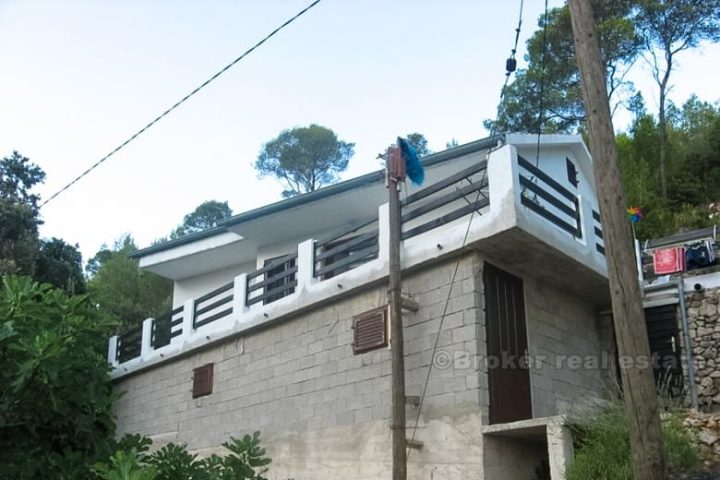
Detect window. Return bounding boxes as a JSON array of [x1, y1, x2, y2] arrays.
[[566, 157, 579, 188], [263, 255, 296, 305]]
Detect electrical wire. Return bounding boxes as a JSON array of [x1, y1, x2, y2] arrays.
[[406, 0, 525, 459], [39, 0, 323, 208]]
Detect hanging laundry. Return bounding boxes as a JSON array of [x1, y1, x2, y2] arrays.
[[685, 240, 717, 270], [653, 247, 686, 275]]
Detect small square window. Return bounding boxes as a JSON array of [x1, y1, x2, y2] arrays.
[[566, 157, 579, 188], [193, 364, 214, 398]]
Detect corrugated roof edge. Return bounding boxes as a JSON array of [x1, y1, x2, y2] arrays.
[[130, 134, 503, 259]]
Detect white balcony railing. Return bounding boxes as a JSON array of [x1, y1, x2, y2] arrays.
[[109, 144, 607, 377]]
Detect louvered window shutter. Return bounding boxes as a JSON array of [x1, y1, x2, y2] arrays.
[[352, 307, 388, 354], [193, 364, 214, 398]]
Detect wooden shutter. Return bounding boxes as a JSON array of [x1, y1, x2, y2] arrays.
[[352, 306, 388, 354], [193, 364, 214, 398]]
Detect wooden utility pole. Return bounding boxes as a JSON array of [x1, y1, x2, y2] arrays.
[[568, 1, 667, 478], [387, 146, 407, 480]]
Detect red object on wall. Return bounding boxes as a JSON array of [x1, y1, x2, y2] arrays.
[[653, 247, 686, 275]]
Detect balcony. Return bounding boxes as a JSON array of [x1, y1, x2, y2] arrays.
[[109, 136, 609, 377]]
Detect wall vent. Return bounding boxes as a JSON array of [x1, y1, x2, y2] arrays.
[[352, 306, 388, 354], [192, 363, 214, 398]]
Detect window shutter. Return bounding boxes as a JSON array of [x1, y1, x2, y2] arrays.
[[352, 306, 388, 354], [193, 364, 214, 398]]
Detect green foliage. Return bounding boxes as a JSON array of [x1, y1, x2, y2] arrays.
[[255, 124, 355, 198], [94, 450, 157, 480], [567, 404, 698, 480], [618, 97, 720, 239], [404, 133, 432, 157], [95, 432, 272, 480], [35, 237, 86, 294], [170, 200, 233, 239], [485, 0, 639, 134], [0, 151, 45, 276], [0, 276, 117, 480], [87, 235, 172, 331]]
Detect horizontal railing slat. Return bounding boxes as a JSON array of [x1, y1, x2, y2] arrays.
[[246, 280, 298, 306], [247, 253, 297, 279], [402, 178, 488, 223], [519, 175, 576, 218], [520, 196, 580, 236], [193, 308, 233, 328], [594, 226, 603, 240], [314, 245, 379, 278], [247, 266, 298, 292], [517, 156, 575, 201], [315, 231, 378, 262], [402, 160, 488, 206], [316, 217, 378, 245], [194, 281, 234, 305], [194, 294, 233, 317], [402, 197, 490, 240]]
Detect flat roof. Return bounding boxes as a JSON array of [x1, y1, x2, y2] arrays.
[[131, 134, 503, 259]]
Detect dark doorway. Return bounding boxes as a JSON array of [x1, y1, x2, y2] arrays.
[[644, 305, 684, 396], [484, 263, 533, 424]]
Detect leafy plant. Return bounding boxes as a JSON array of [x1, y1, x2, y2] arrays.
[[567, 403, 698, 480], [98, 432, 272, 480], [0, 276, 118, 479]]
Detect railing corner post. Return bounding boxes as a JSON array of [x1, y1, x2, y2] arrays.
[[297, 239, 316, 289], [378, 203, 390, 262], [182, 299, 195, 340], [233, 273, 250, 318], [140, 318, 154, 360], [108, 335, 119, 367]]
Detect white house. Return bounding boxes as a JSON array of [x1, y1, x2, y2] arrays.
[[109, 134, 614, 480]]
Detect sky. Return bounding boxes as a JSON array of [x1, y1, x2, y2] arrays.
[[1, 0, 719, 261]]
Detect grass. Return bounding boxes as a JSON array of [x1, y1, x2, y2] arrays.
[[566, 403, 699, 480]]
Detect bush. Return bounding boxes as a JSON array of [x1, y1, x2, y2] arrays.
[[567, 403, 699, 480], [93, 432, 272, 480], [0, 276, 117, 479]]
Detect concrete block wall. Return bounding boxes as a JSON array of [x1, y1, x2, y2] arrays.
[[113, 253, 487, 479], [525, 277, 608, 417]]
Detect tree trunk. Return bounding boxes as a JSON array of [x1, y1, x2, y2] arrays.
[[658, 83, 669, 199], [568, 1, 667, 479]]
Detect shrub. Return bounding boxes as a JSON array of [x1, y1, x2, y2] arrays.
[[567, 403, 699, 480], [0, 276, 117, 479], [94, 432, 272, 480]]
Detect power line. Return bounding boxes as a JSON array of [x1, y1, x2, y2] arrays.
[[39, 0, 323, 208], [406, 0, 526, 459]]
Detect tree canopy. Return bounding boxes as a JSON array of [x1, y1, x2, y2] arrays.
[[404, 133, 432, 157], [35, 238, 86, 294], [0, 151, 45, 276], [618, 96, 720, 239], [255, 124, 354, 198], [87, 235, 172, 330], [485, 0, 639, 134], [170, 200, 233, 239]]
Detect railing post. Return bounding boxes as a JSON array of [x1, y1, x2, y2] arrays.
[[488, 145, 519, 209], [378, 203, 390, 263], [140, 318, 153, 360], [233, 273, 250, 320], [182, 299, 195, 341], [107, 335, 119, 368], [297, 239, 316, 289]]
